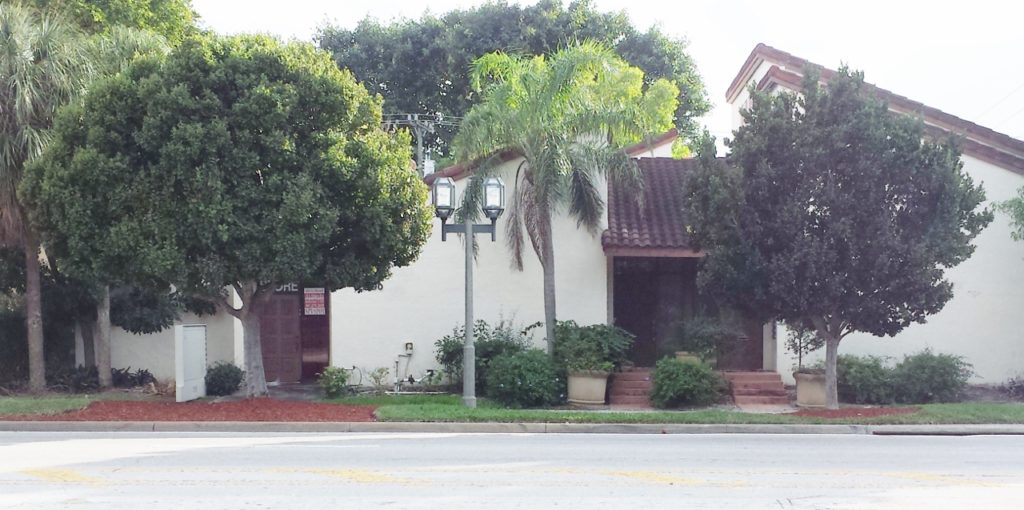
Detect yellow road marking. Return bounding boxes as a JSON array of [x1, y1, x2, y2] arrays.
[[602, 469, 748, 487], [274, 467, 419, 485], [887, 471, 1001, 488], [19, 469, 105, 485]]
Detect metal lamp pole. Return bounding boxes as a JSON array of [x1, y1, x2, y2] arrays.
[[432, 176, 505, 408]]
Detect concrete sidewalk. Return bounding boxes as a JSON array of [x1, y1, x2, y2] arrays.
[[2, 420, 1022, 435]]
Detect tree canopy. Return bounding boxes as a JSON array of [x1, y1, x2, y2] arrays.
[[28, 0, 197, 44], [23, 34, 433, 396], [454, 41, 678, 350], [686, 68, 993, 408], [318, 0, 707, 160]]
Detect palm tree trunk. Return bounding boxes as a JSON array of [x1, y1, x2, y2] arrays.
[[540, 207, 557, 354], [24, 231, 45, 393], [93, 285, 112, 388]]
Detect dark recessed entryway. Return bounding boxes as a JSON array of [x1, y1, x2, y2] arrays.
[[260, 284, 330, 383]]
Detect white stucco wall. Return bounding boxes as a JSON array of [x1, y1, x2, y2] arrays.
[[776, 155, 1024, 384], [108, 310, 239, 383], [329, 156, 614, 382]]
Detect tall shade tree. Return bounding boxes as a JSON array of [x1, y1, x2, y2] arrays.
[[318, 0, 706, 160], [0, 2, 90, 392], [686, 69, 993, 408], [28, 0, 197, 45], [453, 41, 678, 351], [23, 35, 433, 397]]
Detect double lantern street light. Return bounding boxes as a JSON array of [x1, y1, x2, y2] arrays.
[[431, 176, 505, 408]]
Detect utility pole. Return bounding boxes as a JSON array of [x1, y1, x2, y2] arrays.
[[382, 113, 461, 175]]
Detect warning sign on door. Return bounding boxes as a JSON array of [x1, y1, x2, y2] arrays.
[[304, 288, 326, 315]]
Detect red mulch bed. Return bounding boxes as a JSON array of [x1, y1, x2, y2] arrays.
[[791, 406, 919, 419], [0, 399, 376, 422]]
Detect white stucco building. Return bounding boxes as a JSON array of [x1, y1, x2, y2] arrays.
[[95, 43, 1024, 391]]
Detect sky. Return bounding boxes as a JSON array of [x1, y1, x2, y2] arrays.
[[189, 0, 1024, 143]]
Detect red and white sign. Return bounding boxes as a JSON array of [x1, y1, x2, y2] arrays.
[[303, 288, 326, 315]]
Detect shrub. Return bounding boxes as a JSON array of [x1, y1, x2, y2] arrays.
[[837, 355, 894, 404], [111, 367, 157, 388], [367, 367, 391, 393], [433, 319, 532, 392], [318, 366, 350, 398], [205, 362, 244, 396], [47, 365, 99, 393], [1002, 375, 1024, 400], [650, 357, 724, 408], [891, 350, 972, 403], [484, 349, 562, 408], [664, 316, 742, 362], [553, 321, 634, 372]]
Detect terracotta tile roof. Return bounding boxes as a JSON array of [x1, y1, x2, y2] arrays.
[[602, 157, 699, 255], [727, 43, 1024, 175]]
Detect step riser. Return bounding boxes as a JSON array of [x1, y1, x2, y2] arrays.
[[737, 397, 790, 403], [610, 391, 651, 399], [732, 389, 787, 397], [609, 397, 652, 405], [723, 375, 783, 383], [612, 374, 653, 382], [610, 380, 652, 388]]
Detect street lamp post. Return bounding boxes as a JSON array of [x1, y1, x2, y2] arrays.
[[432, 176, 505, 408]]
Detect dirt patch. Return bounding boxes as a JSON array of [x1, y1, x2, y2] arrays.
[[791, 406, 919, 419], [0, 398, 376, 422]]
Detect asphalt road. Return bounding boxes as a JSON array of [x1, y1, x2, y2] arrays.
[[1, 431, 1022, 509]]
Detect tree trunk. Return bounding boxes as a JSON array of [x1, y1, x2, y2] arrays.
[[824, 335, 841, 409], [540, 207, 557, 354], [239, 304, 269, 398], [78, 315, 96, 367], [93, 285, 112, 388], [24, 232, 45, 393]]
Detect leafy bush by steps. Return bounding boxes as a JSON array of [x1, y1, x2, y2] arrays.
[[891, 350, 972, 404], [485, 349, 562, 408], [837, 355, 894, 404], [650, 357, 724, 408]]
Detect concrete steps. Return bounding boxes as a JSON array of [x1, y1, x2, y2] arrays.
[[609, 368, 652, 407], [722, 371, 790, 406]]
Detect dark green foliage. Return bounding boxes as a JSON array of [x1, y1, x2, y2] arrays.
[[891, 350, 972, 404], [317, 0, 708, 159], [29, 0, 197, 44], [23, 34, 433, 395], [47, 365, 99, 393], [552, 320, 633, 372], [318, 366, 350, 398], [837, 355, 894, 405], [433, 320, 532, 392], [484, 349, 562, 408], [205, 362, 243, 396], [110, 367, 156, 388], [650, 357, 724, 409], [687, 68, 993, 407]]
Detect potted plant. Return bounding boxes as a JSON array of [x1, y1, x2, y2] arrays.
[[665, 316, 739, 367], [787, 324, 826, 407], [554, 321, 634, 405]]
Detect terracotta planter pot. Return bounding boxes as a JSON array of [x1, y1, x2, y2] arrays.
[[674, 351, 702, 365], [567, 370, 610, 405], [794, 371, 826, 408]]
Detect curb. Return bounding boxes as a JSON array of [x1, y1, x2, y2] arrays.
[[2, 421, 1021, 435]]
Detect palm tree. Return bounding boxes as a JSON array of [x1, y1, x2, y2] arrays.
[[0, 3, 89, 391], [453, 41, 679, 352]]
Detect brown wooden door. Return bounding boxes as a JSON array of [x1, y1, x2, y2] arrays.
[[300, 287, 330, 381], [260, 293, 302, 383]]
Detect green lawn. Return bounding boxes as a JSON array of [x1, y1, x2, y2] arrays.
[[368, 396, 1024, 425], [0, 390, 164, 416], [0, 396, 92, 416]]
